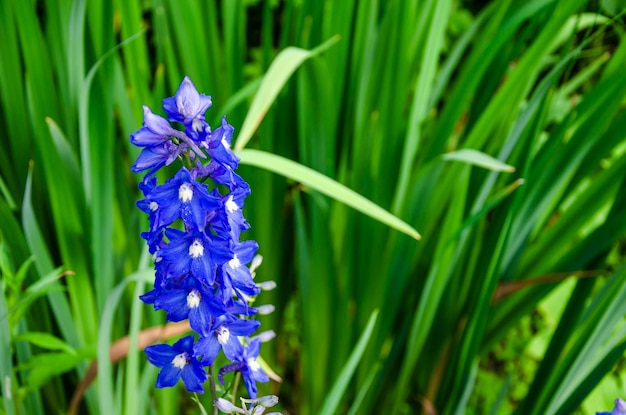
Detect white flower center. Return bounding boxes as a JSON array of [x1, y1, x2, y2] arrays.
[[225, 196, 238, 213], [192, 118, 204, 132], [189, 239, 204, 258], [178, 183, 193, 202], [172, 352, 188, 369], [228, 254, 241, 269], [217, 326, 230, 345], [149, 201, 158, 211], [247, 357, 260, 372], [186, 289, 201, 308]]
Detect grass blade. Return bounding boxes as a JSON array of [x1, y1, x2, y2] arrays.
[[234, 36, 340, 151], [319, 309, 379, 415], [237, 149, 421, 240]]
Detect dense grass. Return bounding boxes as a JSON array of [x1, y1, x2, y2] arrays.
[[1, 1, 625, 414]]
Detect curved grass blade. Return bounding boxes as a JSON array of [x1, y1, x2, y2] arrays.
[[97, 269, 153, 415], [234, 36, 340, 151], [319, 309, 379, 415], [442, 149, 516, 172], [237, 149, 421, 240], [22, 166, 79, 347]]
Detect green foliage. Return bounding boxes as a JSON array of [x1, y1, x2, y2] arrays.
[[0, 0, 625, 414]]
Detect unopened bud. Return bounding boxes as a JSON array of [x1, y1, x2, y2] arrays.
[[256, 395, 279, 407], [250, 254, 263, 274], [214, 398, 246, 414], [257, 280, 277, 291], [255, 330, 276, 343], [256, 304, 275, 315]]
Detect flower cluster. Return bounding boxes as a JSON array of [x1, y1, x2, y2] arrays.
[[131, 77, 272, 399]]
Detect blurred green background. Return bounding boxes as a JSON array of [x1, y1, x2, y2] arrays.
[[1, 0, 626, 414]]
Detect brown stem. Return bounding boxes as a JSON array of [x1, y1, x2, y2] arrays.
[[492, 269, 602, 304]]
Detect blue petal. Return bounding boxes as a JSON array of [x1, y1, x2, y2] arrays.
[[145, 344, 176, 368], [229, 318, 260, 337], [188, 299, 217, 334], [139, 287, 160, 305], [130, 127, 168, 147], [234, 240, 258, 264], [131, 146, 168, 173], [143, 105, 180, 137], [156, 365, 182, 388], [224, 264, 258, 296], [218, 362, 244, 385], [242, 369, 258, 399], [246, 338, 261, 359], [173, 335, 195, 354], [163, 76, 212, 124], [154, 288, 189, 322], [181, 361, 207, 393], [222, 335, 244, 361], [194, 336, 221, 366], [191, 253, 217, 286]]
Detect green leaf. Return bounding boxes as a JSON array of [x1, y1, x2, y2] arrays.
[[0, 175, 17, 210], [98, 269, 154, 415], [319, 309, 379, 415], [237, 149, 421, 240], [13, 332, 76, 355], [442, 149, 516, 172], [4, 268, 66, 327], [234, 35, 340, 151], [17, 350, 91, 391]]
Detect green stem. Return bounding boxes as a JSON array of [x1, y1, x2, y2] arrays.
[[230, 372, 241, 406], [209, 366, 218, 415]]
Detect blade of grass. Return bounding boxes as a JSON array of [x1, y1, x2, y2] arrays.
[[234, 36, 340, 151], [97, 269, 153, 415], [441, 149, 516, 172], [237, 149, 420, 240], [319, 309, 379, 415], [392, 0, 452, 214], [22, 166, 79, 348]]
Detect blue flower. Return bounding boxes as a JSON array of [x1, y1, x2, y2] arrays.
[[145, 335, 208, 393], [131, 141, 182, 175], [207, 116, 239, 169], [217, 338, 269, 399], [153, 276, 226, 333], [158, 228, 232, 286], [131, 106, 206, 176], [196, 159, 250, 191], [163, 76, 212, 135], [194, 314, 260, 365], [597, 398, 626, 415], [141, 167, 221, 232], [133, 76, 274, 401], [219, 240, 260, 301], [131, 106, 187, 146], [222, 187, 252, 242]]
